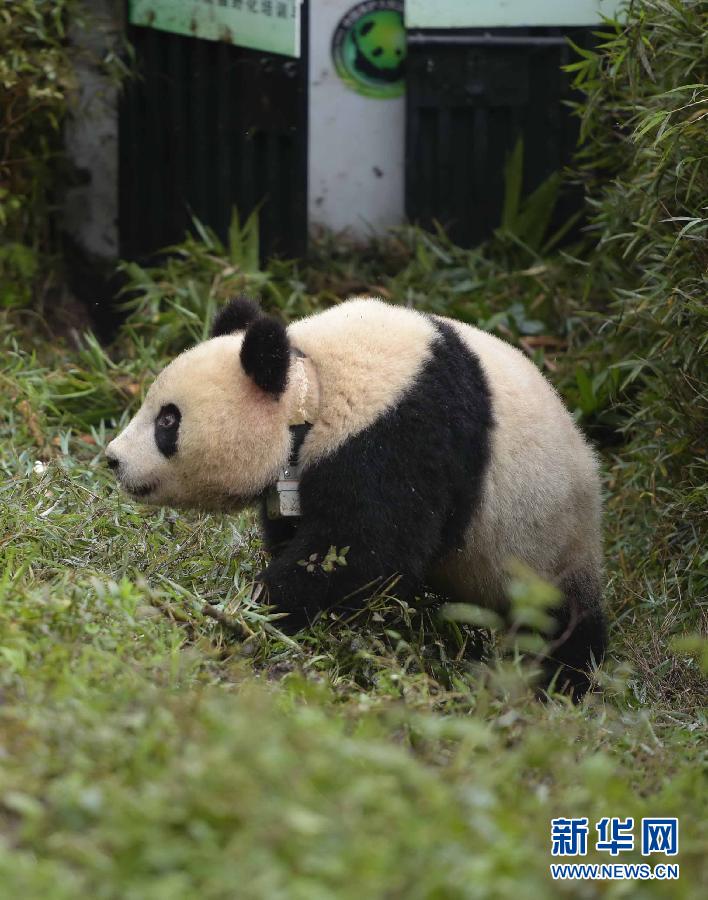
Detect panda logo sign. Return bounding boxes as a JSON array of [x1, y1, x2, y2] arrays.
[[331, 1, 406, 99]]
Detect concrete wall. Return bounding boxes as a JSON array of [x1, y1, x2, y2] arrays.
[[308, 0, 406, 237], [63, 0, 122, 263]]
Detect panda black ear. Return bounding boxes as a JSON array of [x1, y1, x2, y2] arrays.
[[211, 296, 262, 337], [240, 316, 290, 397]]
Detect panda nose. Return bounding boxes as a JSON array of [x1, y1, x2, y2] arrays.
[[106, 451, 120, 471]]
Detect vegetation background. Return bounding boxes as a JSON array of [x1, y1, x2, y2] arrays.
[[1, 0, 706, 896]]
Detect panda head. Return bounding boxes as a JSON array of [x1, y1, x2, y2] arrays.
[[105, 297, 303, 511]]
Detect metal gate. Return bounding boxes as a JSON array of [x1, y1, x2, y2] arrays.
[[405, 27, 592, 247], [119, 6, 308, 262]]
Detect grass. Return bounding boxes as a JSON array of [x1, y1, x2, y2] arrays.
[[1, 225, 706, 897]]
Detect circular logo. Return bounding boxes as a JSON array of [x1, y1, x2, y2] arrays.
[[331, 1, 406, 99]]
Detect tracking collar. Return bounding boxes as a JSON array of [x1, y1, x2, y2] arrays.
[[265, 348, 318, 520]]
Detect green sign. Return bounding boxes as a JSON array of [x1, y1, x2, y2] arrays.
[[405, 0, 624, 28], [331, 1, 406, 99], [129, 0, 302, 58]]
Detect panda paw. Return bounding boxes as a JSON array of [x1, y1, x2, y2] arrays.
[[271, 608, 311, 636], [250, 579, 316, 636]]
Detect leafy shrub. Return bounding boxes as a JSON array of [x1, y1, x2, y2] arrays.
[[0, 1, 82, 305], [118, 209, 286, 358], [564, 0, 707, 680]]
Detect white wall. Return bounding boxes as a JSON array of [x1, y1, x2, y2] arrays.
[[308, 0, 406, 237]]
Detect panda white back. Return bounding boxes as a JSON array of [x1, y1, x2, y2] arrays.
[[436, 319, 602, 609]]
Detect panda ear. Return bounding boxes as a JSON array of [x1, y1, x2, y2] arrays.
[[211, 296, 262, 337], [240, 316, 290, 397]]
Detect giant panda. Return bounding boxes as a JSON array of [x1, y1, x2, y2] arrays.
[[106, 296, 607, 699]]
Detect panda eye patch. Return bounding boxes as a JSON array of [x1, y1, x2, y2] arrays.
[[157, 409, 177, 429], [155, 403, 181, 457]]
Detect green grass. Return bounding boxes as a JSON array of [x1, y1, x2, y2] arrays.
[[1, 236, 706, 897]]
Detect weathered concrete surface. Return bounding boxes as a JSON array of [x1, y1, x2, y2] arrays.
[[63, 0, 122, 262]]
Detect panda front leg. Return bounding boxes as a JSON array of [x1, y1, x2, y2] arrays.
[[256, 519, 426, 634], [255, 438, 446, 634]]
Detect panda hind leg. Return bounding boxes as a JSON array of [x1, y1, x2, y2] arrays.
[[541, 568, 607, 703]]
